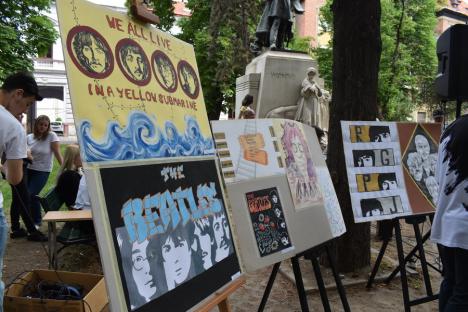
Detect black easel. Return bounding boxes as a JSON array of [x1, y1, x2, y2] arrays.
[[366, 214, 439, 312], [258, 242, 351, 312]]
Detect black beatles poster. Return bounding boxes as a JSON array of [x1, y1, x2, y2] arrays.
[[100, 158, 240, 312], [245, 187, 292, 257]]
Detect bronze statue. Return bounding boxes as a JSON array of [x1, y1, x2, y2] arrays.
[[251, 0, 304, 54]]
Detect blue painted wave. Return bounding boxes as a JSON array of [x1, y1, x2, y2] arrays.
[[79, 111, 214, 162]]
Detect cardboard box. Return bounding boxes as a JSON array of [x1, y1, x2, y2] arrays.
[[4, 270, 108, 312]]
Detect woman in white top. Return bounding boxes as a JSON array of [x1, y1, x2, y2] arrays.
[[27, 115, 63, 226]]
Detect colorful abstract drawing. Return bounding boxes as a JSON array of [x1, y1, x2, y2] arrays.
[[245, 187, 292, 257]]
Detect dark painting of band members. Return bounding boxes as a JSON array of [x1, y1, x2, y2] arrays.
[[116, 209, 233, 310], [402, 125, 439, 205], [100, 159, 240, 312]]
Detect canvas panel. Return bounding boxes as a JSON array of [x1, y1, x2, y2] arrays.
[[272, 120, 324, 210], [226, 175, 334, 272], [341, 121, 441, 223], [88, 157, 241, 312], [341, 121, 411, 222], [398, 123, 441, 214], [300, 125, 346, 237], [57, 0, 214, 163], [210, 119, 285, 184]]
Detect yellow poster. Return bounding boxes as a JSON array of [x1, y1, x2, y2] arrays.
[[57, 0, 214, 162]]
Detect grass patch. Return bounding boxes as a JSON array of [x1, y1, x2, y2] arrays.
[[1, 144, 68, 214]]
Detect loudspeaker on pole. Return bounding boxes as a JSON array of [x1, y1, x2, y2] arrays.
[[435, 24, 468, 101]]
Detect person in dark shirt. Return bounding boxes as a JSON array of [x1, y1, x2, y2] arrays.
[[55, 144, 82, 207]]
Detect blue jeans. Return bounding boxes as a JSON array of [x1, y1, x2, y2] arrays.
[[0, 208, 9, 312], [439, 245, 468, 311], [27, 169, 50, 225]]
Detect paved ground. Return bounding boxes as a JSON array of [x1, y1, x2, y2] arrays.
[[3, 220, 441, 311]]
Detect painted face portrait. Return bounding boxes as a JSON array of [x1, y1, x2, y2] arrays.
[[291, 135, 307, 175], [213, 213, 231, 262], [131, 239, 156, 302], [162, 235, 192, 290], [428, 154, 437, 175], [178, 60, 200, 99], [74, 32, 109, 73], [180, 67, 195, 93], [152, 50, 178, 92], [407, 152, 424, 182], [358, 155, 374, 167], [415, 135, 430, 161], [369, 126, 392, 143], [382, 180, 397, 190], [193, 218, 214, 270], [425, 176, 439, 203], [115, 39, 151, 86], [67, 26, 113, 79], [374, 132, 391, 142], [361, 198, 383, 218], [160, 62, 175, 87], [121, 46, 149, 81]]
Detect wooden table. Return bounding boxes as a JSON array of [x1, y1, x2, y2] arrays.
[[43, 210, 93, 269]]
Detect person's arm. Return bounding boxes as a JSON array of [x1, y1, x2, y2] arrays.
[[26, 149, 33, 162], [51, 141, 63, 165], [4, 159, 23, 185], [4, 124, 27, 185]]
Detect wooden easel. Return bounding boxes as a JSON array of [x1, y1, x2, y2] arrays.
[[258, 241, 350, 312], [366, 213, 439, 312], [196, 277, 246, 312]]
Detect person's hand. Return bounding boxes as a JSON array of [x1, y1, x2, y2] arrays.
[[27, 150, 33, 161]]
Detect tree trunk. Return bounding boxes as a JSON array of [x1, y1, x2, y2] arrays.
[[327, 0, 382, 273]]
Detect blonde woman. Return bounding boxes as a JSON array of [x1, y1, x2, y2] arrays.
[[55, 145, 82, 208], [27, 115, 63, 227]]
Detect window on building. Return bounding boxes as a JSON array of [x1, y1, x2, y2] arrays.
[[38, 45, 53, 59]]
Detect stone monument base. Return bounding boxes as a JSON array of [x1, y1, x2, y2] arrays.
[[235, 51, 322, 119]]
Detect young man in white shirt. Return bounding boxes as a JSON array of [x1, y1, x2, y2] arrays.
[[0, 72, 45, 310], [431, 114, 468, 311]]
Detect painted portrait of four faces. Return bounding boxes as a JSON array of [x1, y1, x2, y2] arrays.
[[116, 211, 233, 310]]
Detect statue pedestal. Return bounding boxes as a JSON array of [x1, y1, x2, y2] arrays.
[[235, 51, 321, 118]]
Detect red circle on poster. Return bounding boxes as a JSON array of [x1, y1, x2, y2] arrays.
[[177, 60, 200, 99], [66, 26, 114, 79], [151, 50, 178, 93], [115, 38, 151, 87]]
